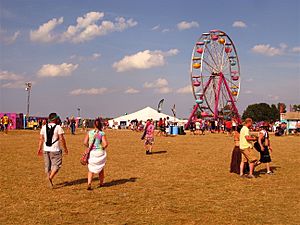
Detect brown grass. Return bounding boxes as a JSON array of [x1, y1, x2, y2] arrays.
[[0, 129, 299, 225]]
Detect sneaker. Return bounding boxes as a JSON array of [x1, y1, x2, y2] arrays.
[[87, 184, 92, 190], [267, 171, 273, 175], [247, 174, 255, 179]]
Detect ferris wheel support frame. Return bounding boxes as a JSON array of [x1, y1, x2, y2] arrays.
[[185, 72, 241, 129]]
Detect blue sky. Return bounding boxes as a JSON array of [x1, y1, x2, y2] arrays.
[[0, 0, 299, 119]]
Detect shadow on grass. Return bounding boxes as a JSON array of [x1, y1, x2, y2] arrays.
[[102, 177, 137, 187], [151, 150, 167, 155], [56, 177, 137, 188], [255, 166, 280, 176]]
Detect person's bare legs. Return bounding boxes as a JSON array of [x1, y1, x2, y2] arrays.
[[99, 169, 104, 186], [87, 171, 93, 190], [144, 144, 149, 154], [49, 168, 58, 180], [149, 143, 153, 153], [266, 163, 271, 173], [240, 162, 245, 176], [249, 162, 255, 176], [46, 168, 59, 187]]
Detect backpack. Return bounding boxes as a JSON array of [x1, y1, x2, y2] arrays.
[[45, 123, 59, 147]]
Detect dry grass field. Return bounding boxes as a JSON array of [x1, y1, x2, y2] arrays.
[[1, 129, 299, 225]]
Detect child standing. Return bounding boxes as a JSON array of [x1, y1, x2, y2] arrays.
[[143, 119, 155, 155]]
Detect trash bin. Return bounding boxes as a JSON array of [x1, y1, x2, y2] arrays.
[[178, 126, 184, 135], [172, 126, 179, 135], [170, 126, 174, 134]]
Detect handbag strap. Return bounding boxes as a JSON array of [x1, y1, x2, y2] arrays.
[[89, 130, 99, 150]]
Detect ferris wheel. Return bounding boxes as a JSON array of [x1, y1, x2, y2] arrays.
[[186, 29, 241, 126]]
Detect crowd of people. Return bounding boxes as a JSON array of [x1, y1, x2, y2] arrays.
[[189, 118, 238, 135], [230, 118, 273, 178], [32, 110, 282, 191]]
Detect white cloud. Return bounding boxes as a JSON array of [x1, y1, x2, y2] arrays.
[[62, 12, 137, 43], [162, 29, 170, 33], [144, 78, 169, 88], [177, 21, 199, 30], [143, 78, 172, 94], [92, 53, 101, 59], [2, 80, 27, 89], [151, 25, 160, 31], [251, 44, 286, 56], [0, 70, 23, 81], [0, 29, 20, 44], [232, 21, 247, 28], [291, 46, 300, 53], [70, 88, 108, 95], [155, 86, 172, 94], [30, 12, 137, 43], [0, 70, 36, 89], [37, 63, 78, 77], [113, 49, 179, 72], [30, 17, 64, 42], [151, 25, 170, 33], [176, 85, 192, 94], [125, 88, 140, 94], [70, 53, 101, 61]]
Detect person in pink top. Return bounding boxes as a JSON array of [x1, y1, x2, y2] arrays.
[[143, 119, 155, 155]]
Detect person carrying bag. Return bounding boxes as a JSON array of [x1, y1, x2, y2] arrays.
[[80, 135, 96, 166]]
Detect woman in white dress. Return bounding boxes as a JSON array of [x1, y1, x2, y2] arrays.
[[83, 118, 108, 190]]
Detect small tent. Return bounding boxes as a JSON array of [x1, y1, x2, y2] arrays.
[[108, 106, 186, 128], [280, 112, 300, 134]]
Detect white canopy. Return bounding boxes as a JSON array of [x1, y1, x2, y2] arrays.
[[108, 106, 186, 127]]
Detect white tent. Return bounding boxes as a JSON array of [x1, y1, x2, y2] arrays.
[[108, 106, 186, 128]]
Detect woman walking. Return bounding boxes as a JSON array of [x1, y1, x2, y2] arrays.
[[254, 122, 273, 174], [83, 118, 108, 190]]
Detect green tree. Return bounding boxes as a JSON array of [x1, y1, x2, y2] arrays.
[[292, 104, 300, 112], [270, 104, 280, 121], [242, 103, 274, 122], [277, 102, 287, 113]]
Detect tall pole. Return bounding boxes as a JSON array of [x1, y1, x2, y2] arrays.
[[25, 82, 32, 118], [77, 107, 81, 118]]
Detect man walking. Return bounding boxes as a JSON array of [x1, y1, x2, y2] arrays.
[[37, 113, 68, 188], [239, 118, 258, 178]]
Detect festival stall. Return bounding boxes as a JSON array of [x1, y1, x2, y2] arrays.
[[108, 106, 187, 129], [0, 112, 24, 129], [280, 112, 300, 134]]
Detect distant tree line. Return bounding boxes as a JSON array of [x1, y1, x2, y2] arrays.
[[242, 103, 300, 122]]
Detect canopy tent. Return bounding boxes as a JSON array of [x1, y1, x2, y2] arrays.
[[108, 106, 186, 128]]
